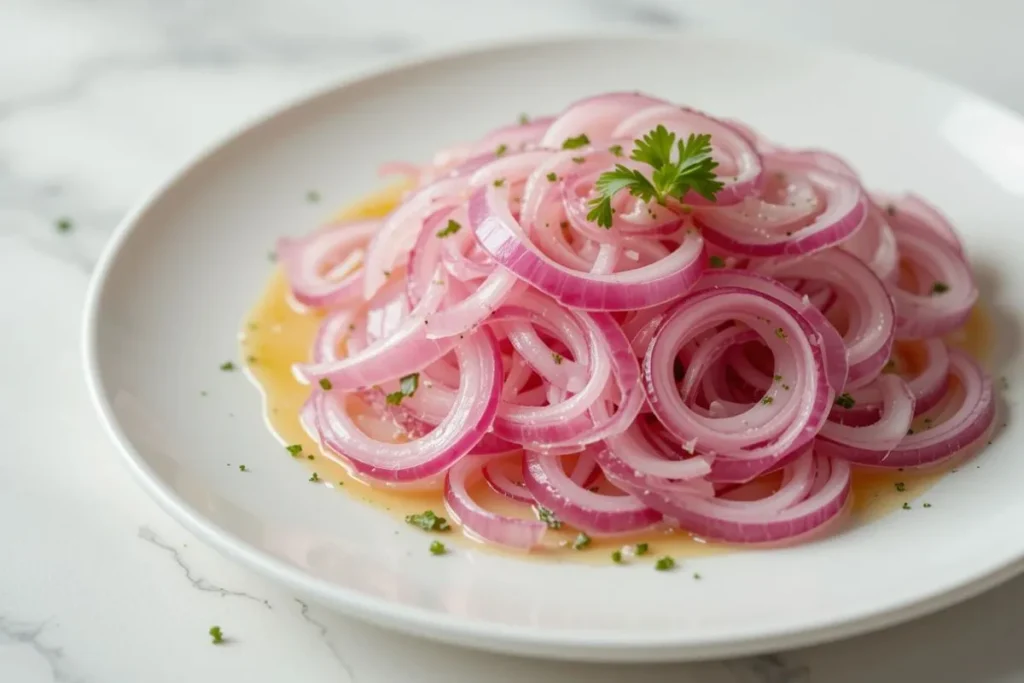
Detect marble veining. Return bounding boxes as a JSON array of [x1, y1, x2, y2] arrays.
[[4, 0, 1024, 681], [137, 526, 274, 609]]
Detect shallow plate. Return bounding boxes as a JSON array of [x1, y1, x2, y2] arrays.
[[84, 33, 1024, 662]]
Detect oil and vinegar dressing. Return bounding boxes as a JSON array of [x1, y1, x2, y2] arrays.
[[241, 185, 993, 563]]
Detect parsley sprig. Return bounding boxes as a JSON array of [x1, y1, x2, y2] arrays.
[[586, 125, 723, 228]]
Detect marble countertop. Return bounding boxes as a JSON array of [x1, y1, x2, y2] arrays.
[[3, 1, 1024, 681]]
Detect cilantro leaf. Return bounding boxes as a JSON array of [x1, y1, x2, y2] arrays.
[[562, 134, 590, 150], [631, 124, 676, 169], [405, 510, 450, 532], [585, 126, 724, 228], [385, 373, 420, 405], [436, 219, 461, 238]]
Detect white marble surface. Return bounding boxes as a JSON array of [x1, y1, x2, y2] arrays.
[[3, 1, 1024, 681]]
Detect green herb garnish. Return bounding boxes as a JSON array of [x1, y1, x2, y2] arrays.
[[608, 144, 623, 157], [562, 134, 590, 150], [385, 373, 420, 406], [318, 378, 332, 390], [493, 178, 506, 187], [571, 156, 585, 164], [552, 353, 563, 365], [834, 393, 856, 409], [219, 361, 236, 372], [895, 482, 906, 492], [518, 113, 530, 125], [931, 281, 950, 294], [405, 510, 450, 532], [923, 502, 932, 508], [309, 472, 319, 483], [495, 143, 508, 157], [238, 464, 247, 472], [586, 126, 723, 228], [546, 172, 558, 182], [56, 217, 73, 233], [709, 255, 725, 268], [902, 502, 911, 510], [307, 190, 320, 203], [286, 444, 302, 456], [774, 327, 787, 339], [635, 542, 649, 556], [761, 396, 774, 405], [534, 505, 562, 529], [572, 533, 591, 550], [429, 540, 447, 555], [436, 219, 461, 238], [693, 572, 702, 580], [611, 550, 623, 563], [209, 626, 224, 644], [654, 556, 676, 571]]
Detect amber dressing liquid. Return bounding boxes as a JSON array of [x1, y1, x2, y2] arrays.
[[241, 186, 992, 563]]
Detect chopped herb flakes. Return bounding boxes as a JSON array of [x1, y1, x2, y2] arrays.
[[895, 482, 906, 492], [654, 556, 676, 571], [534, 505, 562, 529], [436, 219, 461, 238], [562, 134, 591, 150], [307, 454, 314, 460], [406, 510, 450, 532], [209, 626, 224, 644], [518, 113, 530, 125], [238, 465, 248, 472], [546, 172, 558, 182], [386, 373, 420, 406], [552, 353, 564, 365], [309, 472, 320, 483], [495, 143, 508, 157], [761, 396, 774, 405], [307, 190, 320, 203], [931, 281, 950, 294], [200, 390, 208, 397], [709, 255, 725, 268], [774, 327, 787, 339], [493, 178, 506, 187], [773, 374, 783, 382], [834, 393, 856, 409], [608, 144, 623, 157], [219, 361, 236, 371], [571, 156, 586, 164], [56, 217, 73, 233], [286, 444, 303, 456], [634, 542, 649, 556], [923, 502, 932, 508], [429, 540, 447, 555], [902, 502, 911, 510], [572, 533, 591, 550], [246, 355, 257, 364], [611, 550, 623, 563], [319, 378, 333, 390]]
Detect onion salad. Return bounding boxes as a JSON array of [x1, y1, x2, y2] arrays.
[[275, 92, 993, 551]]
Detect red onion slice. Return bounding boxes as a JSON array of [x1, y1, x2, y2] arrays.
[[694, 155, 867, 257], [445, 456, 546, 550], [523, 451, 662, 535], [313, 328, 501, 482], [470, 186, 705, 311]]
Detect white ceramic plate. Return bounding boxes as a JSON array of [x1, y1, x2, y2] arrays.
[[84, 33, 1024, 662]]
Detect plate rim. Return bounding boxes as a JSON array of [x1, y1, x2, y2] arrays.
[[81, 30, 1024, 661]]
